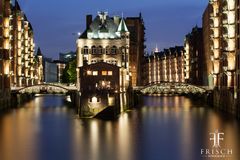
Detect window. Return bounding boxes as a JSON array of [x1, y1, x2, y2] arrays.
[[93, 71, 98, 76], [108, 71, 113, 76], [89, 97, 101, 103], [83, 46, 88, 54], [102, 71, 107, 76], [106, 46, 110, 54], [111, 46, 117, 54], [98, 46, 103, 54], [92, 46, 97, 54], [87, 70, 92, 75]]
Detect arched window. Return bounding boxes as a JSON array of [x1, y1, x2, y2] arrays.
[[98, 46, 103, 54], [92, 46, 97, 54], [111, 46, 117, 54], [83, 46, 88, 54], [106, 46, 110, 54]]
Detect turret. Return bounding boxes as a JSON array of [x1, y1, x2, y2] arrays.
[[117, 17, 129, 38]]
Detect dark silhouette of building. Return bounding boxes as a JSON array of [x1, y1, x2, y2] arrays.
[[125, 13, 145, 86], [184, 26, 205, 86]]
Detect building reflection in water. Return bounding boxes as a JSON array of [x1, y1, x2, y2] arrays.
[[0, 95, 239, 160]]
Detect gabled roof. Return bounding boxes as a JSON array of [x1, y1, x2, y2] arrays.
[[79, 12, 129, 39]]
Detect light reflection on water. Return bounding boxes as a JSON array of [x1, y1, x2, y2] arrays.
[[0, 95, 239, 160]]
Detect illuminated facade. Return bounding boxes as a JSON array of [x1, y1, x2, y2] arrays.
[[11, 1, 43, 87], [143, 46, 185, 85], [0, 0, 11, 108], [203, 0, 239, 116], [236, 0, 240, 117], [184, 26, 205, 86], [0, 0, 43, 108], [77, 12, 130, 92], [205, 0, 236, 88]]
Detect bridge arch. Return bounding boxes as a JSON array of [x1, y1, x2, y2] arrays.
[[15, 83, 77, 94], [139, 82, 206, 95]]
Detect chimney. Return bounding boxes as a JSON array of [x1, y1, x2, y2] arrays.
[[113, 16, 120, 25], [86, 15, 92, 29]]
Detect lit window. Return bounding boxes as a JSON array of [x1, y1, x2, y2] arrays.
[[102, 71, 107, 76], [108, 71, 113, 76], [93, 71, 98, 76], [89, 96, 101, 103], [87, 70, 92, 75]]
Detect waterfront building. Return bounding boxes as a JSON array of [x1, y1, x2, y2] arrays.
[[125, 13, 145, 86], [204, 0, 236, 88], [77, 12, 130, 92], [143, 46, 185, 85], [0, 0, 11, 108], [76, 12, 130, 116], [203, 0, 238, 116], [44, 58, 58, 83], [235, 0, 240, 118], [11, 1, 42, 87], [53, 60, 66, 83], [203, 4, 213, 88], [36, 47, 44, 84], [0, 0, 43, 108], [184, 26, 205, 86]]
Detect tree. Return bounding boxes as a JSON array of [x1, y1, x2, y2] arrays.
[[62, 59, 77, 83]]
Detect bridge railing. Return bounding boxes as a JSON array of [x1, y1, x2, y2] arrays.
[[134, 82, 208, 94]]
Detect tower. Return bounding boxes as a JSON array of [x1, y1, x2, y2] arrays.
[[36, 47, 44, 84]]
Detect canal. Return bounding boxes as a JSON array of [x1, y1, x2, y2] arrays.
[[0, 95, 239, 160]]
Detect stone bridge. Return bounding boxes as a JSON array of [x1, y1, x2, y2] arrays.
[[134, 82, 207, 95], [11, 83, 77, 94]]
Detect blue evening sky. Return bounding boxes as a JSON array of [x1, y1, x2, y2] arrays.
[[18, 0, 208, 59]]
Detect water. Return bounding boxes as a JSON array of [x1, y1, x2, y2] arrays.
[[0, 95, 239, 160]]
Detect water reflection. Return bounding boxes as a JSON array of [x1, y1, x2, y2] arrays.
[[0, 95, 239, 160]]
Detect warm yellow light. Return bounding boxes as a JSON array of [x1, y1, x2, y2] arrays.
[[228, 0, 235, 10], [228, 39, 235, 51], [213, 17, 219, 28], [102, 71, 107, 76], [3, 39, 10, 49], [87, 70, 92, 75], [228, 11, 235, 24], [228, 54, 235, 71], [93, 71, 98, 76], [108, 71, 113, 76], [3, 28, 9, 38], [213, 60, 220, 74], [92, 97, 98, 103]]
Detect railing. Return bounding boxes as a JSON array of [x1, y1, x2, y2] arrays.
[[134, 82, 209, 95]]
